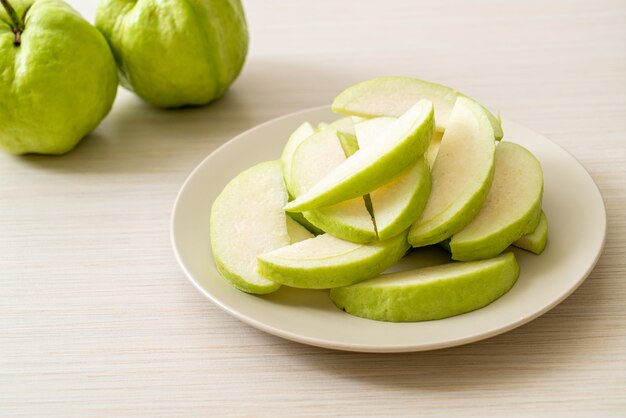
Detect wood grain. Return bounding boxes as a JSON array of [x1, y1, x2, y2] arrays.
[[1, 0, 624, 416]]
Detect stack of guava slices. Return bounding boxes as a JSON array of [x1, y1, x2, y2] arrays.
[[210, 76, 547, 322]]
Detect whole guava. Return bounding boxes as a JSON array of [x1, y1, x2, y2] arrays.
[[96, 0, 249, 108], [0, 0, 118, 155]]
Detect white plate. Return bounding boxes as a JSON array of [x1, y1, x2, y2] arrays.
[[171, 106, 606, 353]]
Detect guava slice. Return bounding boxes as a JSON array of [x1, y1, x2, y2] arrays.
[[332, 76, 503, 139], [513, 210, 548, 255], [257, 231, 409, 289], [281, 122, 316, 196], [210, 161, 287, 294], [409, 97, 496, 247], [354, 117, 431, 240], [289, 125, 376, 243], [285, 100, 434, 212], [450, 142, 543, 261], [330, 252, 519, 322]]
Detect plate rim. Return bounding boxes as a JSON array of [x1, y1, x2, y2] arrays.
[[170, 105, 607, 353]]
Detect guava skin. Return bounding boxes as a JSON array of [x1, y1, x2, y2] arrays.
[[96, 0, 249, 108], [0, 0, 118, 155]]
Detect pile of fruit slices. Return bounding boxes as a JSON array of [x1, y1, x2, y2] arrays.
[[210, 76, 548, 322]]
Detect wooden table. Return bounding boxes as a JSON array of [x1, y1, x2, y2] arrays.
[[2, 0, 624, 416]]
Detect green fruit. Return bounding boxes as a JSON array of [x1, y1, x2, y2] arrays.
[[0, 0, 118, 154], [330, 252, 519, 322], [210, 161, 288, 294], [332, 76, 503, 139], [409, 97, 496, 247], [289, 123, 376, 243], [285, 100, 434, 212], [513, 210, 548, 254], [450, 142, 544, 261], [257, 231, 410, 289], [96, 0, 248, 108], [354, 117, 431, 240]]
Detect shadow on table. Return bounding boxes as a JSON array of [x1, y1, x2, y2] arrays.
[[13, 57, 357, 175], [14, 89, 249, 175]]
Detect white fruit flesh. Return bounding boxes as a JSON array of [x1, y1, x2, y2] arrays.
[[513, 210, 548, 254], [409, 97, 496, 247], [332, 76, 503, 139], [257, 232, 410, 289], [354, 117, 431, 240], [210, 161, 288, 294], [450, 142, 544, 261], [353, 116, 397, 145], [290, 125, 376, 243], [285, 100, 434, 212], [330, 252, 519, 322]]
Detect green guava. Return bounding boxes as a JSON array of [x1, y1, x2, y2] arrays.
[[96, 0, 249, 108], [0, 0, 118, 154]]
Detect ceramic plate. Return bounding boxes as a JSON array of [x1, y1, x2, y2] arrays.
[[171, 106, 606, 353]]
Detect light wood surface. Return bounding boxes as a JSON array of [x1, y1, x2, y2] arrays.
[[1, 0, 625, 416]]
